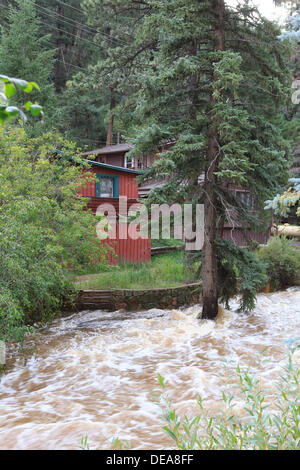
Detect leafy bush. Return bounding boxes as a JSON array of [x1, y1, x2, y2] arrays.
[[156, 347, 300, 450], [258, 237, 300, 290], [0, 127, 107, 342]]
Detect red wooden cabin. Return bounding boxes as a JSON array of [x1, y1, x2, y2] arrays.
[[79, 160, 151, 264]]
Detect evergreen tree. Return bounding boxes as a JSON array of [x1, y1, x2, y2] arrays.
[[266, 0, 300, 217], [57, 82, 108, 150], [0, 0, 56, 127], [127, 0, 293, 318], [78, 0, 156, 145], [36, 0, 100, 92], [276, 0, 300, 177], [35, 0, 110, 147]]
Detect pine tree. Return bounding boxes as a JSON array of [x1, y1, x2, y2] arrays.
[[278, 0, 300, 178], [79, 0, 156, 145], [0, 0, 56, 126], [127, 0, 293, 318], [36, 0, 100, 92], [266, 0, 300, 217]]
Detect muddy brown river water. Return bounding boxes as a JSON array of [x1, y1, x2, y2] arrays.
[[0, 288, 299, 449]]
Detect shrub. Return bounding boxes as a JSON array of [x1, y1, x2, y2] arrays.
[[258, 237, 300, 290], [0, 127, 107, 342], [155, 347, 300, 450]]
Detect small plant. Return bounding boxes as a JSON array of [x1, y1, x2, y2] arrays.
[[111, 437, 131, 450], [154, 347, 300, 450], [79, 436, 90, 450], [79, 436, 131, 450], [258, 237, 300, 290]]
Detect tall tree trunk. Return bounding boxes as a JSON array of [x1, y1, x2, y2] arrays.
[[106, 95, 115, 146], [199, 0, 225, 320], [106, 114, 114, 146]]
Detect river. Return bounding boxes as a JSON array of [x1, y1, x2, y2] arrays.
[[0, 287, 299, 450]]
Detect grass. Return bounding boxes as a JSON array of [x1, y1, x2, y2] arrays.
[[73, 251, 197, 290], [151, 238, 185, 248]]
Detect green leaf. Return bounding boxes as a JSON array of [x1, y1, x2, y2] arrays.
[[157, 373, 165, 389], [24, 101, 33, 111], [162, 427, 178, 442], [4, 106, 20, 117], [10, 78, 30, 90], [28, 104, 43, 116], [4, 82, 16, 98]]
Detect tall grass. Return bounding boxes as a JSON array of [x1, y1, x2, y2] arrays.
[[75, 252, 192, 290]]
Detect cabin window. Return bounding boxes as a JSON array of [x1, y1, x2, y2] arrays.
[[96, 174, 119, 198], [236, 190, 255, 209], [125, 157, 134, 169]]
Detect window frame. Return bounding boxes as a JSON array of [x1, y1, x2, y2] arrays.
[[235, 190, 255, 210], [95, 173, 119, 198]]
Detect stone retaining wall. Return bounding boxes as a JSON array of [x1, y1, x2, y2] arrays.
[[77, 282, 202, 311]]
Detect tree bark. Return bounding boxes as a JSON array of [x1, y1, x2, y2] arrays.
[[106, 95, 116, 146], [199, 0, 225, 320]]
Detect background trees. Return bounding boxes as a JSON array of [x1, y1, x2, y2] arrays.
[[0, 0, 57, 130], [0, 0, 108, 147]]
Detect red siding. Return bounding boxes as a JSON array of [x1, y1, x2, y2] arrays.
[[103, 225, 151, 265], [78, 165, 150, 264], [78, 166, 139, 199]]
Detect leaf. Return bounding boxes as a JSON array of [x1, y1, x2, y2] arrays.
[[162, 427, 178, 442], [4, 106, 20, 117], [4, 82, 16, 98], [157, 373, 165, 389], [24, 101, 33, 111], [10, 78, 30, 90], [28, 104, 43, 116]]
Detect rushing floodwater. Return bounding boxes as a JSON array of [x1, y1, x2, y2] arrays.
[[0, 288, 299, 450]]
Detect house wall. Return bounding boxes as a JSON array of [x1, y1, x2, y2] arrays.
[[222, 227, 271, 246], [80, 165, 139, 200], [78, 165, 151, 264], [96, 152, 125, 167]]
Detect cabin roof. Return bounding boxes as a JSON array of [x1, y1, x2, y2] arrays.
[[82, 143, 133, 157], [86, 159, 142, 175]]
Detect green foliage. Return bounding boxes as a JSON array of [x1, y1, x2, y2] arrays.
[[0, 74, 43, 123], [265, 178, 300, 217], [57, 81, 108, 149], [115, 0, 293, 315], [0, 0, 56, 128], [74, 251, 188, 290], [77, 0, 156, 141], [258, 237, 300, 290], [0, 127, 107, 342], [216, 240, 268, 312], [155, 347, 300, 450]]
